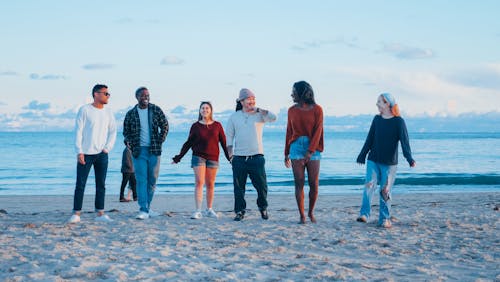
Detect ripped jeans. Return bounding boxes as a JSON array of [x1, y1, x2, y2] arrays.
[[359, 160, 397, 224]]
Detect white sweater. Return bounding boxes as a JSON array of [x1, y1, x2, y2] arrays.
[[74, 104, 117, 155], [226, 110, 276, 156]]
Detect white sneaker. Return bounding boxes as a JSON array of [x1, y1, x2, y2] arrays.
[[191, 210, 203, 219], [148, 209, 160, 217], [136, 211, 150, 220], [95, 214, 113, 222], [205, 208, 218, 218], [68, 214, 80, 224]]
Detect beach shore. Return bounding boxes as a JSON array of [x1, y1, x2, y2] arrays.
[[1, 192, 499, 281]]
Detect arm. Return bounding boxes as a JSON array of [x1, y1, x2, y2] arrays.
[[225, 117, 235, 160], [157, 106, 169, 143], [356, 116, 376, 164], [399, 118, 416, 167], [307, 105, 324, 154], [103, 110, 117, 153], [284, 108, 292, 168], [257, 108, 277, 123], [172, 125, 196, 163], [218, 123, 231, 162], [74, 106, 86, 164]]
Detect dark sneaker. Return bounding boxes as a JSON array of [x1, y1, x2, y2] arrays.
[[234, 212, 244, 221], [260, 209, 269, 220], [120, 198, 130, 202]]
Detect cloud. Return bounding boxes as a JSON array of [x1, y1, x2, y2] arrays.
[[444, 65, 500, 89], [30, 73, 67, 80], [23, 100, 51, 111], [0, 71, 19, 76], [292, 37, 359, 51], [82, 63, 114, 70], [380, 43, 435, 60], [0, 102, 7, 106], [160, 56, 185, 66]]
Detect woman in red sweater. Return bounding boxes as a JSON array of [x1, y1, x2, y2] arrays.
[[284, 81, 324, 224], [172, 102, 230, 219]]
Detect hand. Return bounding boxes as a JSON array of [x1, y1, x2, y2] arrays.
[[102, 149, 108, 154], [410, 161, 416, 167], [284, 157, 291, 168], [77, 154, 85, 165], [304, 151, 312, 163]]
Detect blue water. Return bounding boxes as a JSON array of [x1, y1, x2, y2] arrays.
[[0, 131, 499, 195]]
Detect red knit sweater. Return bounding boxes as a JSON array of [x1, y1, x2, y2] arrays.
[[285, 104, 324, 156], [173, 121, 230, 163]]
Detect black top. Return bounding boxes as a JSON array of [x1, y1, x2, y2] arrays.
[[357, 115, 415, 166]]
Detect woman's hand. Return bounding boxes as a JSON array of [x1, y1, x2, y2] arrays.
[[284, 156, 291, 168]]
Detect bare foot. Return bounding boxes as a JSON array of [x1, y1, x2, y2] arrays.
[[308, 213, 317, 223], [299, 216, 306, 224]]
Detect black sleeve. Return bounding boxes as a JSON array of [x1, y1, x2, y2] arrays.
[[356, 116, 376, 164]]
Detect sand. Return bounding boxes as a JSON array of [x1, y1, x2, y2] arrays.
[[0, 192, 499, 281]]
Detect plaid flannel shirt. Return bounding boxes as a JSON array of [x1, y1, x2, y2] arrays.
[[123, 103, 169, 158]]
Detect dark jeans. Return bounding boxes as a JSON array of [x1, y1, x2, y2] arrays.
[[120, 172, 137, 199], [232, 155, 268, 213], [73, 152, 108, 212]]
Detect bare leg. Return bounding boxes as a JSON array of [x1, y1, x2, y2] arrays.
[[306, 160, 320, 223], [205, 167, 218, 209], [292, 159, 306, 224], [193, 166, 206, 210]]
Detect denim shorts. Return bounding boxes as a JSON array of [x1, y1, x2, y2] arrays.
[[289, 136, 321, 160], [191, 155, 219, 168]]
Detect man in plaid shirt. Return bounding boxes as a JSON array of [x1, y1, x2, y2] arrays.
[[123, 87, 169, 220]]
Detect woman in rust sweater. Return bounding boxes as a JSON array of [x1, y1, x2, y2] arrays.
[[284, 81, 324, 224], [172, 102, 230, 219]]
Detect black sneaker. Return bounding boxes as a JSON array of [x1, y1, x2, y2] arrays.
[[260, 209, 269, 220], [234, 212, 244, 221]]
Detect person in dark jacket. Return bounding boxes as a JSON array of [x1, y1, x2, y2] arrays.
[[119, 140, 137, 202], [123, 87, 168, 220], [356, 93, 416, 228]]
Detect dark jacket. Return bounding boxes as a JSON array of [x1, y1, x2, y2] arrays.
[[123, 103, 169, 158]]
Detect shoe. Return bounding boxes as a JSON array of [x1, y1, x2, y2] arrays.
[[136, 212, 150, 220], [95, 214, 113, 222], [260, 209, 269, 220], [68, 214, 80, 224], [191, 210, 203, 219], [133, 198, 138, 201], [148, 209, 160, 217], [234, 212, 244, 221], [357, 215, 368, 223], [119, 198, 130, 202], [382, 219, 392, 228], [205, 208, 218, 218]]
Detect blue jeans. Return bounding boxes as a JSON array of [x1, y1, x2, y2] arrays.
[[73, 152, 108, 212], [232, 155, 268, 213], [289, 136, 321, 160], [133, 147, 161, 213], [359, 160, 397, 224]]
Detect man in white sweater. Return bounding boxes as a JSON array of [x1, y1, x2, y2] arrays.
[[226, 88, 277, 221], [68, 84, 117, 223]]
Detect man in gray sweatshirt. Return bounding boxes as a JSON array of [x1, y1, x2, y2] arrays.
[[226, 88, 277, 221]]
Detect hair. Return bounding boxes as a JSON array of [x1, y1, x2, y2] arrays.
[[198, 101, 214, 121], [292, 81, 315, 105], [135, 87, 148, 98], [235, 101, 243, 111], [381, 95, 401, 117], [92, 84, 108, 98]]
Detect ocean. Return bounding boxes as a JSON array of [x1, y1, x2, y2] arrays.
[[0, 131, 499, 196]]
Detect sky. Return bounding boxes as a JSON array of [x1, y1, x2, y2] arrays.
[[1, 1, 499, 130]]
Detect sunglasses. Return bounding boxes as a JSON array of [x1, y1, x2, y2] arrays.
[[97, 91, 111, 97]]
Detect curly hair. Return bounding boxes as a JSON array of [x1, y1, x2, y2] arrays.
[[293, 81, 315, 105]]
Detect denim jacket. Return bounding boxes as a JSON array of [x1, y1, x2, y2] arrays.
[[123, 103, 169, 158]]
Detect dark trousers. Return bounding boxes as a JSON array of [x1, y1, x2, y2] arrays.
[[73, 152, 108, 212], [120, 172, 137, 199], [232, 155, 268, 213]]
